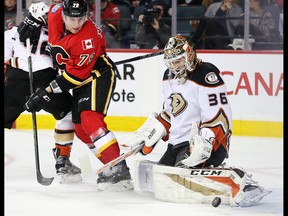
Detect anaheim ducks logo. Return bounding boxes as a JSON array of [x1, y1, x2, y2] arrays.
[[169, 93, 187, 117], [205, 72, 219, 84]]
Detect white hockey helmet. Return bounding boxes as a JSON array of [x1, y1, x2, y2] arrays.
[[163, 35, 197, 76], [29, 2, 49, 24]]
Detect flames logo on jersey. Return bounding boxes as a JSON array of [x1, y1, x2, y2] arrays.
[[169, 93, 187, 117], [50, 45, 69, 70], [82, 38, 94, 50]]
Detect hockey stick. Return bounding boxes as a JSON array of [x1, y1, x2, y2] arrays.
[[95, 142, 145, 175], [114, 17, 208, 65], [26, 38, 54, 186]]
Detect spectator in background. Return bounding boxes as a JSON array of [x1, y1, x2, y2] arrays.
[[91, 0, 121, 33], [204, 0, 243, 49], [135, 0, 171, 49], [5, 0, 17, 30], [91, 0, 122, 48], [130, 0, 141, 17], [138, 0, 153, 5], [178, 0, 203, 5], [111, 0, 131, 7], [275, 0, 283, 38], [26, 0, 51, 9], [229, 0, 277, 50], [202, 0, 223, 8]]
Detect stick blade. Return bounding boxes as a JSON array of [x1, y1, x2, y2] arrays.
[[96, 142, 144, 175], [36, 171, 54, 186]]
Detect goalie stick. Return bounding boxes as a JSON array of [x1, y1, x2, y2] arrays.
[[26, 38, 54, 186], [95, 142, 145, 175], [114, 17, 207, 65]]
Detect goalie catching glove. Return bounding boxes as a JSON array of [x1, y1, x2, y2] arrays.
[[123, 112, 167, 155], [180, 122, 213, 167]]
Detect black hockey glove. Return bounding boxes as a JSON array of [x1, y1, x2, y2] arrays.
[[45, 43, 53, 57], [17, 12, 44, 46], [24, 88, 52, 112]]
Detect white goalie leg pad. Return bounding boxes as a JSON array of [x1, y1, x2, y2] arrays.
[[134, 160, 157, 194], [125, 112, 166, 149], [152, 165, 249, 205], [229, 171, 272, 207], [134, 161, 271, 207]]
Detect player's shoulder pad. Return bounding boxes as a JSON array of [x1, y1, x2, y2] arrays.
[[188, 62, 224, 87]]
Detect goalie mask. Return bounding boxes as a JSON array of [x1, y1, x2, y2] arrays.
[[163, 35, 197, 78]]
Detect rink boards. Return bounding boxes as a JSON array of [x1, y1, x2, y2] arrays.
[[13, 50, 283, 138]]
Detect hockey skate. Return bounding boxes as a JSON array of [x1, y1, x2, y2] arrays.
[[53, 148, 82, 184], [97, 160, 133, 191]]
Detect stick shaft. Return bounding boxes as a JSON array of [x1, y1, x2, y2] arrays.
[[26, 38, 54, 186], [114, 17, 207, 65]]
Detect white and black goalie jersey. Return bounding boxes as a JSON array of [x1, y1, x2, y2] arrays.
[[161, 61, 232, 158]]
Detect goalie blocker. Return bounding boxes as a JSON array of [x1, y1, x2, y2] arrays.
[[123, 112, 168, 155], [134, 160, 271, 207]]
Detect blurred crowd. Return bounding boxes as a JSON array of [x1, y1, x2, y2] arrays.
[[5, 0, 283, 50]]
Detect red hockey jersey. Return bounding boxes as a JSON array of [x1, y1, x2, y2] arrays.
[[47, 3, 107, 81]]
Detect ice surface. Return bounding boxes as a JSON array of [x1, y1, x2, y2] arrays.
[[5, 129, 283, 216]]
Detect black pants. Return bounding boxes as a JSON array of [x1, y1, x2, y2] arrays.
[[4, 66, 72, 129], [72, 67, 116, 123], [158, 141, 227, 168]]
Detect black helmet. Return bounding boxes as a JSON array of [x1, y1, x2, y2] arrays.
[[62, 0, 88, 17]]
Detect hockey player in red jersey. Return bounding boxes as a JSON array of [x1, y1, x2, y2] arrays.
[[125, 35, 271, 206], [24, 0, 132, 190], [5, 2, 83, 184]]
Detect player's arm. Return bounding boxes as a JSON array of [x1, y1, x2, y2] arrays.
[[24, 41, 95, 112], [23, 71, 81, 112]]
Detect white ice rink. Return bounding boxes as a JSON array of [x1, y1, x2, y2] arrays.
[[5, 129, 283, 216]]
